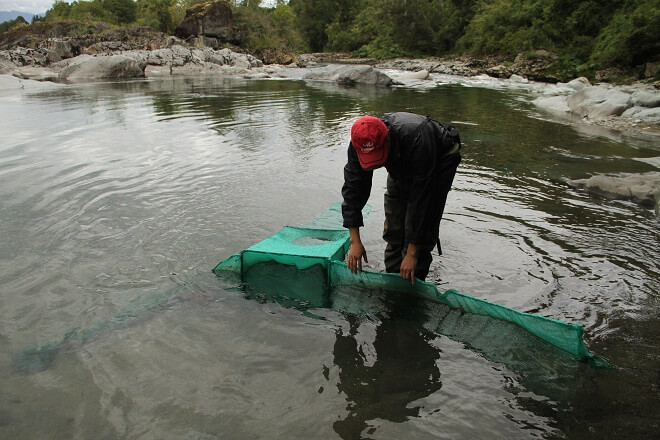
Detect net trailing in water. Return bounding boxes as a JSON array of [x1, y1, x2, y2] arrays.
[[212, 203, 609, 369]]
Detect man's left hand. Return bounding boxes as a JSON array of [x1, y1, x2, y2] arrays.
[[400, 246, 418, 284]]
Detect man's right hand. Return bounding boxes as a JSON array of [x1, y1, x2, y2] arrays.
[[347, 241, 368, 273]]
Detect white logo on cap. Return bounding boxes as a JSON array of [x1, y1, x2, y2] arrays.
[[361, 141, 375, 152]]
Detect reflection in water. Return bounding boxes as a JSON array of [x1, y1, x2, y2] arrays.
[[332, 305, 442, 439], [240, 262, 579, 437]]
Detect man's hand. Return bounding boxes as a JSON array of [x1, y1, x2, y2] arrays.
[[400, 244, 418, 284], [347, 227, 367, 273], [347, 242, 368, 273]]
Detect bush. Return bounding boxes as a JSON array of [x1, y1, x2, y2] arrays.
[[591, 0, 660, 67], [457, 0, 555, 55], [234, 3, 306, 53], [101, 0, 137, 25], [325, 1, 377, 53], [354, 35, 407, 59], [136, 0, 175, 33], [0, 16, 28, 34]]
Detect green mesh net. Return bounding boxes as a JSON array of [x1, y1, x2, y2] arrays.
[[212, 203, 609, 369]]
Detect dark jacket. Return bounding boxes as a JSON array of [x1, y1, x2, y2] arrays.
[[341, 112, 460, 245]]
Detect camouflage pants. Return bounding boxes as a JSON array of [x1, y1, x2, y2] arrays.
[[383, 145, 461, 281]]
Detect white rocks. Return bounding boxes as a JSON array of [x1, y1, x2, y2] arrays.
[[568, 172, 660, 215], [531, 95, 571, 114], [2, 44, 266, 82], [632, 90, 660, 108], [0, 74, 63, 90], [0, 58, 16, 74], [509, 74, 529, 83], [58, 54, 145, 80], [566, 77, 591, 91], [533, 81, 659, 127], [566, 86, 629, 118], [392, 69, 430, 81], [303, 65, 396, 87], [621, 106, 660, 124]]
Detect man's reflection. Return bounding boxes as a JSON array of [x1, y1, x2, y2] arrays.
[[332, 307, 442, 439]]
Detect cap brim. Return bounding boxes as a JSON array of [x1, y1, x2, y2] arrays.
[[357, 143, 389, 169]]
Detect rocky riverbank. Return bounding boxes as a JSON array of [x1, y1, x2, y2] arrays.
[[3, 44, 658, 134]]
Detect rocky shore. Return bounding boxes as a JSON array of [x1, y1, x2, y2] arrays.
[[3, 43, 658, 132]]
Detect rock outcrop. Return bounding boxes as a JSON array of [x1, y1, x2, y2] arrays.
[[303, 65, 396, 87], [390, 69, 430, 81], [1, 42, 267, 81], [58, 54, 145, 80], [0, 74, 63, 90], [532, 77, 660, 130], [567, 86, 632, 119], [175, 1, 234, 42], [568, 172, 660, 217]]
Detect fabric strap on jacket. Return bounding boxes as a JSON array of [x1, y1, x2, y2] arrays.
[[413, 115, 444, 256]]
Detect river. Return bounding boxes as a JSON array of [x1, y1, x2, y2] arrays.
[[0, 75, 658, 439]]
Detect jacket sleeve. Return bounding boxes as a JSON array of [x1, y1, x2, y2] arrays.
[[405, 125, 441, 245], [341, 143, 373, 228]]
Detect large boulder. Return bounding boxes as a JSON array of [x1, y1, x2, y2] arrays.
[[621, 106, 660, 124], [0, 74, 63, 90], [531, 95, 571, 115], [567, 86, 632, 119], [568, 172, 660, 211], [631, 89, 660, 108], [391, 69, 430, 81], [0, 57, 15, 73], [303, 65, 396, 87], [44, 38, 78, 59], [206, 47, 262, 68], [175, 1, 233, 41], [58, 54, 145, 80], [566, 77, 591, 91]]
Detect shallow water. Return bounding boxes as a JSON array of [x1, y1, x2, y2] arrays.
[[0, 76, 658, 439]]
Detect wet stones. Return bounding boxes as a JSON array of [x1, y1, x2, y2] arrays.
[[303, 65, 396, 87], [568, 172, 660, 217]]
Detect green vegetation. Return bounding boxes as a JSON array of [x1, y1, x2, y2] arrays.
[[0, 15, 28, 33], [46, 0, 136, 25], [288, 0, 657, 77], [233, 1, 305, 54], [1, 0, 657, 78]]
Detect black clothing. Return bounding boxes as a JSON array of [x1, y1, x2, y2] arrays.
[[341, 112, 461, 280], [341, 112, 461, 242]]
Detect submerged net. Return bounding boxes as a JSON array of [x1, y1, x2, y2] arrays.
[[213, 203, 609, 369]]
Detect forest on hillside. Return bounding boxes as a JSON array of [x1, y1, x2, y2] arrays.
[[2, 0, 658, 79]]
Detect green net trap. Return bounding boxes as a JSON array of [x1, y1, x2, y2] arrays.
[[212, 203, 609, 369]]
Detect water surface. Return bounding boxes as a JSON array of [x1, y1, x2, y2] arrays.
[[0, 76, 658, 439]]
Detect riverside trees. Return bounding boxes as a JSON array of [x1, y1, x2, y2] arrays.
[[9, 0, 659, 79]]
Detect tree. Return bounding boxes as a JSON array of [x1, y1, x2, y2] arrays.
[[0, 15, 28, 33], [592, 0, 660, 67], [101, 0, 138, 24], [457, 0, 555, 54], [137, 0, 175, 33], [45, 0, 73, 21], [289, 0, 337, 51]]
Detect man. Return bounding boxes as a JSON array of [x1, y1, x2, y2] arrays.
[[341, 112, 461, 284]]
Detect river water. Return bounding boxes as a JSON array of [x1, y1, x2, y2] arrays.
[[0, 75, 658, 439]]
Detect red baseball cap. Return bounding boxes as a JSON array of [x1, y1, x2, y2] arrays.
[[351, 116, 389, 169]]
